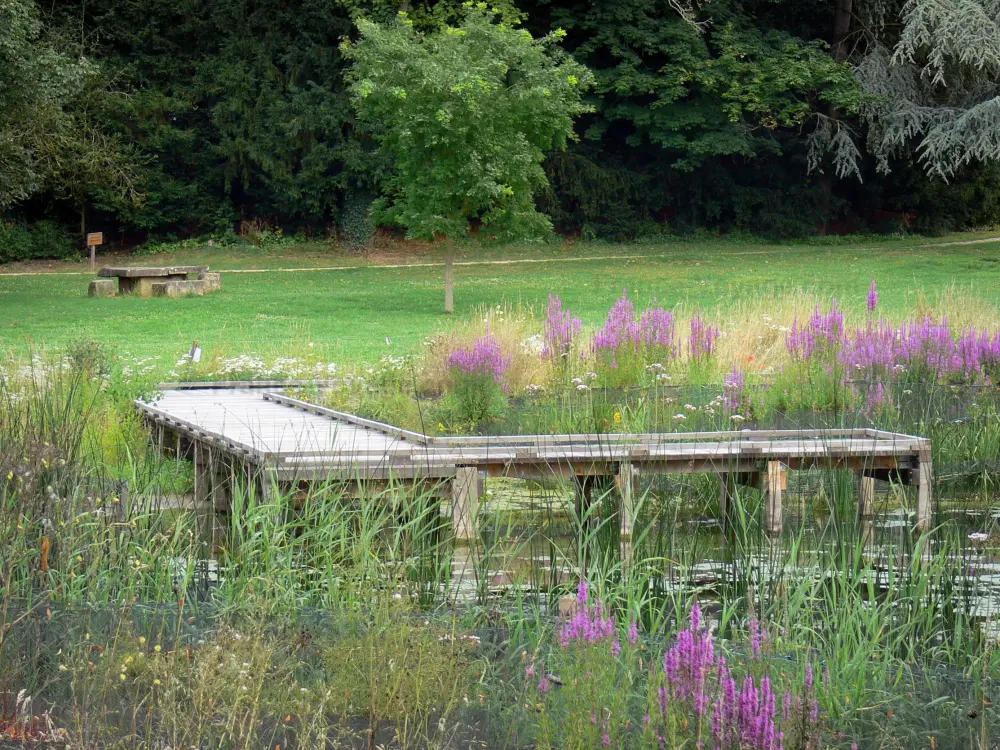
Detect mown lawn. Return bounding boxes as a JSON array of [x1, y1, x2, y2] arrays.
[[3, 232, 1000, 368]]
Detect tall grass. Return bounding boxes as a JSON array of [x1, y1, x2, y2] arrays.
[[4, 345, 1000, 747]]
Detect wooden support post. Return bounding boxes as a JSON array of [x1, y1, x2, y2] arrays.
[[451, 467, 480, 541], [617, 463, 637, 570], [857, 474, 876, 518], [193, 443, 211, 507], [915, 449, 933, 532], [259, 469, 279, 503], [616, 463, 638, 539], [212, 457, 232, 512], [763, 461, 784, 536]]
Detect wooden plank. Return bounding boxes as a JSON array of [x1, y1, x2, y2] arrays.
[[160, 379, 342, 390], [140, 389, 932, 501], [264, 392, 430, 445]]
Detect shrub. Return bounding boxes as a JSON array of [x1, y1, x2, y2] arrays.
[[0, 220, 74, 263]]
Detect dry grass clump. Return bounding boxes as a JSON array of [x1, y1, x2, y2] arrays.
[[420, 302, 553, 394], [703, 291, 826, 374]]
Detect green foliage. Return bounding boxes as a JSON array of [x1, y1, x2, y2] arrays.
[[339, 188, 377, 250], [442, 372, 509, 428], [0, 220, 74, 263], [344, 4, 593, 241], [0, 0, 140, 213]]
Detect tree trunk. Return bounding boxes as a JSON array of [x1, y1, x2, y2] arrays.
[[819, 0, 853, 235], [444, 243, 455, 314], [832, 0, 853, 63]]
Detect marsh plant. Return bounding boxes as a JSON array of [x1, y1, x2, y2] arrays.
[[526, 585, 830, 750], [443, 333, 512, 427], [6, 302, 1000, 748]]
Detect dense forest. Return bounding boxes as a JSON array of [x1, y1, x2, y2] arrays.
[[3, 0, 1000, 257]]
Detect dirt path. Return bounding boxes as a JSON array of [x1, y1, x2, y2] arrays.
[[1, 235, 999, 278]]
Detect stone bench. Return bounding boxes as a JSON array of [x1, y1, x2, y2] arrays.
[[88, 278, 117, 298], [151, 279, 208, 298], [94, 265, 222, 297]]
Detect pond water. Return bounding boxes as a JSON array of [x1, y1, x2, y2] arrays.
[[161, 464, 1000, 634]]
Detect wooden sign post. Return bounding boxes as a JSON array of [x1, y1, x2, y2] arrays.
[[86, 232, 103, 271]]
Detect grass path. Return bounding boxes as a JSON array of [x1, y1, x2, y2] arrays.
[[3, 232, 1000, 369]]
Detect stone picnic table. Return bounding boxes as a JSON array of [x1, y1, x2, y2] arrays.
[[92, 265, 221, 298]]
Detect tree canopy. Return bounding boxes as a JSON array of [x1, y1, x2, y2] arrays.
[[6, 0, 1000, 246], [344, 5, 592, 242], [0, 0, 139, 214]]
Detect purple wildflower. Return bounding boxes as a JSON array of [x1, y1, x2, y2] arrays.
[[723, 364, 746, 413], [543, 294, 582, 360], [628, 619, 639, 646], [447, 334, 511, 387], [748, 616, 764, 658], [559, 579, 615, 647], [592, 290, 677, 366], [690, 312, 719, 363], [867, 280, 878, 313]]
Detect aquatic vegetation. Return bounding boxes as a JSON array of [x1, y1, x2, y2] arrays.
[[7, 300, 1000, 748], [591, 290, 678, 386]]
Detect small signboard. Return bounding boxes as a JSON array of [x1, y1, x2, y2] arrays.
[[86, 232, 103, 271]]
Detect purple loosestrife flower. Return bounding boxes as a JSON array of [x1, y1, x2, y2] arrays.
[[559, 579, 615, 646], [867, 280, 878, 313], [593, 290, 639, 366], [628, 619, 639, 646], [787, 300, 844, 359], [592, 290, 678, 366], [690, 312, 719, 363], [724, 365, 746, 414], [543, 294, 582, 360], [447, 335, 511, 386], [639, 306, 677, 354], [748, 616, 764, 658]]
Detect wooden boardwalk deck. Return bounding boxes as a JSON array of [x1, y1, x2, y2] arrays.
[[138, 386, 934, 537]]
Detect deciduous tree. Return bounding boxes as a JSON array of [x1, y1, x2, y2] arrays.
[[344, 3, 592, 312]]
